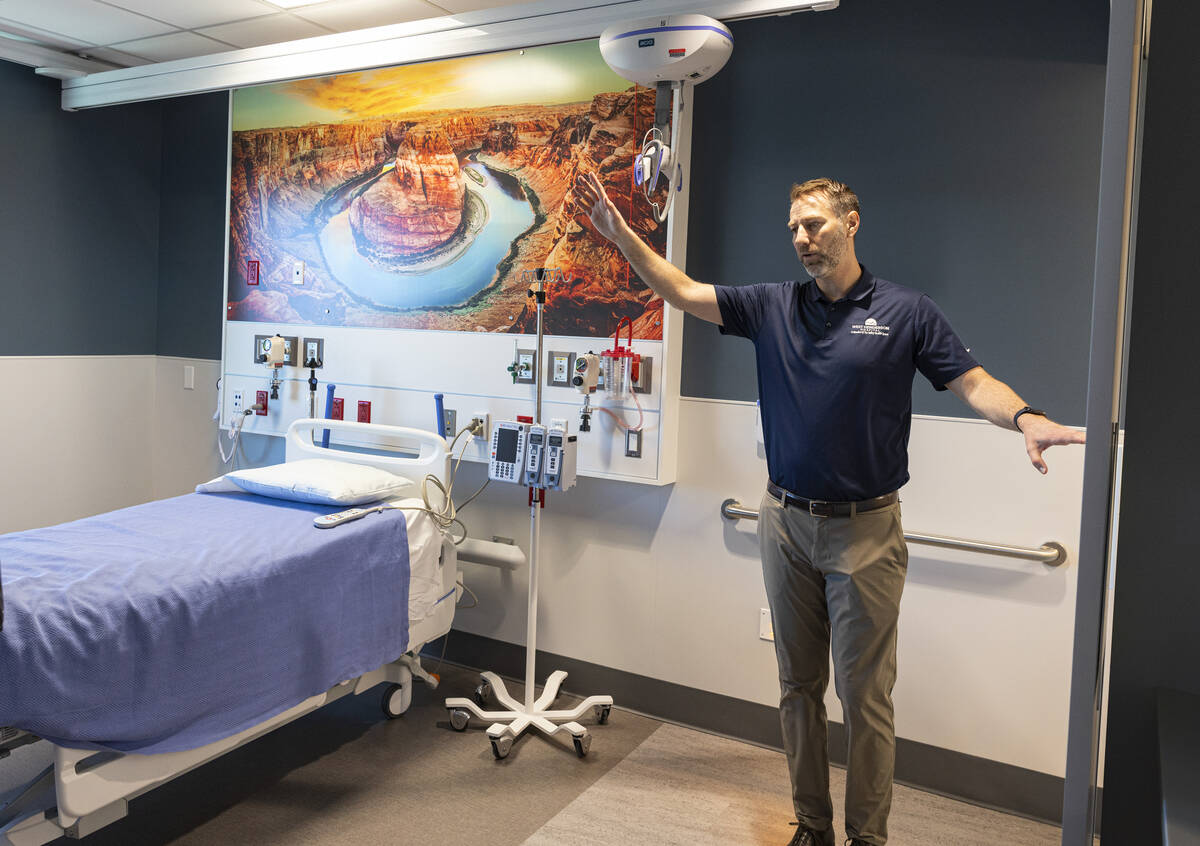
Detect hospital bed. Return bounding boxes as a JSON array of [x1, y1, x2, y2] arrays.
[[0, 419, 482, 845]]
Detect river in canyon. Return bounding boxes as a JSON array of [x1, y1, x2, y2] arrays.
[[317, 161, 535, 310]]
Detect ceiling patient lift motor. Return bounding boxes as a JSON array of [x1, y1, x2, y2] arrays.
[[599, 14, 733, 222]]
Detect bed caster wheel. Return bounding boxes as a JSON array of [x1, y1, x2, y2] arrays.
[[573, 732, 592, 758], [491, 736, 513, 759], [381, 683, 408, 719], [449, 709, 470, 732], [593, 704, 611, 725], [475, 682, 492, 706]]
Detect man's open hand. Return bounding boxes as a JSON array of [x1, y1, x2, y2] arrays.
[[574, 171, 627, 244]]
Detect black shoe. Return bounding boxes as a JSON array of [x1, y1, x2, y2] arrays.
[[844, 839, 870, 846], [786, 823, 821, 846]]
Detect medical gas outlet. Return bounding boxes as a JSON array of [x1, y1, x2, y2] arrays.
[[547, 351, 577, 387], [509, 349, 537, 384]]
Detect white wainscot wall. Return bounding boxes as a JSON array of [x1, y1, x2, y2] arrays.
[[0, 356, 224, 534], [152, 357, 225, 500], [448, 397, 1085, 777]]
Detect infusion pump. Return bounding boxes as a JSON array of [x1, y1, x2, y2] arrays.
[[488, 421, 527, 484], [488, 420, 576, 491]]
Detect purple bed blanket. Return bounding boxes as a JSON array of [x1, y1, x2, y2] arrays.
[[0, 491, 409, 753]]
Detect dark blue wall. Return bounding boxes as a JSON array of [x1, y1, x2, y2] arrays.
[[0, 61, 162, 356], [684, 0, 1108, 423], [156, 93, 229, 359], [1, 0, 1109, 424]]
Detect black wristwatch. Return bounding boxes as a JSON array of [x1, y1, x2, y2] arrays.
[[1013, 406, 1046, 430]]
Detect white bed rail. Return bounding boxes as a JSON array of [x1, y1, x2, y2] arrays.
[[285, 419, 449, 484]]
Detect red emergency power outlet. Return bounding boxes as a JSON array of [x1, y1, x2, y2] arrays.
[[357, 400, 371, 423], [331, 397, 344, 420], [255, 390, 269, 415]]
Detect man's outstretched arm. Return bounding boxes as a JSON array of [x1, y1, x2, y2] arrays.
[[947, 366, 1086, 474], [574, 172, 722, 325]]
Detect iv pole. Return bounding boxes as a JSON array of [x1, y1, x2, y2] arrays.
[[444, 268, 613, 759]]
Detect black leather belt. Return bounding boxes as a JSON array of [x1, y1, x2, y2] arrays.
[[766, 481, 898, 517]]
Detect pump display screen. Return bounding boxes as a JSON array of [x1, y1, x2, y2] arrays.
[[496, 428, 519, 464]]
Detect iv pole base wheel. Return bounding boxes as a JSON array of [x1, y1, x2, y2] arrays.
[[444, 670, 613, 758]]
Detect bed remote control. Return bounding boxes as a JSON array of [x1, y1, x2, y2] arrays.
[[313, 507, 374, 529]]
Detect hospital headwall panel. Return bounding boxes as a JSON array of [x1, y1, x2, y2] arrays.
[[220, 42, 687, 485]]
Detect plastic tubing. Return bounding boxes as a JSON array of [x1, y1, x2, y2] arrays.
[[321, 383, 337, 449], [434, 393, 445, 440]]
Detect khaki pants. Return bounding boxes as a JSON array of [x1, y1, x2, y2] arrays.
[[758, 490, 908, 846]]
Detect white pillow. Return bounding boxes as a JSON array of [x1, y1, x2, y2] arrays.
[[199, 459, 413, 506]]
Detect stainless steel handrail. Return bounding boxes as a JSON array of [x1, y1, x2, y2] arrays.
[[720, 498, 1067, 566]]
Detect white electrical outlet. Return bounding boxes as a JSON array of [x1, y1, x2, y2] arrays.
[[759, 608, 774, 642], [470, 411, 491, 441], [232, 390, 244, 414], [293, 261, 304, 285], [183, 365, 195, 390]]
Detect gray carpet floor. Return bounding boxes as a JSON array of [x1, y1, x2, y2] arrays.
[[2, 663, 1063, 845], [524, 723, 1062, 845]]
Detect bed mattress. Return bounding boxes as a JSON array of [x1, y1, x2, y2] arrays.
[[0, 491, 440, 754]]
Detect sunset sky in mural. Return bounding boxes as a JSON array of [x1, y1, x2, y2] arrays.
[[233, 40, 630, 131]]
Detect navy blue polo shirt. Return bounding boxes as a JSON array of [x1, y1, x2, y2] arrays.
[[716, 266, 979, 500]]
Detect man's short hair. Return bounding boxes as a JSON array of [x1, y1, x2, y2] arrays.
[[789, 178, 860, 219]]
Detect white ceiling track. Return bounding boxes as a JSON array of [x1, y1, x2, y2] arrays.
[[59, 0, 837, 110]]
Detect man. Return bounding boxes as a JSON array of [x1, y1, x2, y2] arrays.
[[573, 172, 1084, 846]]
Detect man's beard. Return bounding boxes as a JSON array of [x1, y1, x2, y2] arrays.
[[801, 233, 846, 280]]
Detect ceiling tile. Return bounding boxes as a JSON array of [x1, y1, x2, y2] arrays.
[[291, 0, 446, 32], [419, 0, 524, 14], [107, 31, 232, 62], [0, 19, 93, 50], [102, 0, 281, 30], [0, 0, 174, 45], [78, 44, 150, 66], [197, 13, 333, 49]]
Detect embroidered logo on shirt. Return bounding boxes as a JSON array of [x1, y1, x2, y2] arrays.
[[851, 316, 891, 336]]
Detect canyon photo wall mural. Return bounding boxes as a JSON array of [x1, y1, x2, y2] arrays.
[[227, 40, 670, 340]]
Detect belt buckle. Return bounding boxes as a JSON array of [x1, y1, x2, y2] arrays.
[[808, 500, 832, 518]]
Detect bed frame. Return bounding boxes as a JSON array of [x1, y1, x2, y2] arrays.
[[0, 419, 490, 846]]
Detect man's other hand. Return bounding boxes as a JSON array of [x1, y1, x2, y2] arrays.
[[1019, 416, 1086, 474]]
